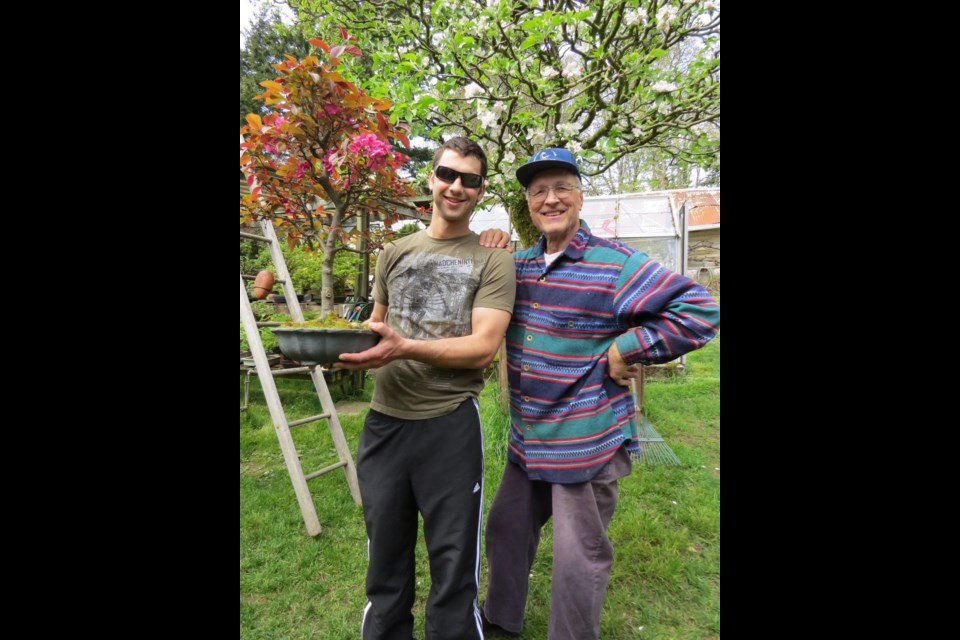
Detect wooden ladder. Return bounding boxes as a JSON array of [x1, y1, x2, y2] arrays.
[[240, 219, 361, 536]]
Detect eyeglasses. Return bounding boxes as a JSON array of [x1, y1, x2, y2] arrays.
[[526, 185, 580, 202], [434, 165, 484, 189]]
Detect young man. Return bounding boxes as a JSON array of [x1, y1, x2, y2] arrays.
[[481, 148, 720, 639], [336, 137, 516, 640]]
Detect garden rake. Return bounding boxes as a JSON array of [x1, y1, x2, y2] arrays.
[[630, 376, 682, 466]]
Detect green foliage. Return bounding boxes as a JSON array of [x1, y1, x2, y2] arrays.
[[331, 250, 360, 296], [240, 321, 278, 352], [249, 300, 273, 320], [289, 0, 720, 199], [240, 3, 311, 127], [241, 302, 318, 352], [241, 239, 360, 296], [393, 222, 421, 240], [239, 239, 271, 279], [589, 126, 721, 195]]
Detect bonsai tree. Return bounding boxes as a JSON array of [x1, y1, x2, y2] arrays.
[[240, 27, 414, 316]]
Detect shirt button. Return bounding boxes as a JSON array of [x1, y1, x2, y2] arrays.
[[523, 395, 530, 402], [526, 335, 533, 341], [525, 424, 531, 431], [568, 321, 575, 327], [523, 364, 530, 371], [538, 275, 546, 282], [532, 303, 539, 309]]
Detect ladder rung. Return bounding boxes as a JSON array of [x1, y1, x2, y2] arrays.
[[271, 366, 314, 376], [304, 459, 348, 481], [244, 366, 313, 376], [241, 273, 286, 284], [240, 231, 272, 242], [289, 412, 331, 427]]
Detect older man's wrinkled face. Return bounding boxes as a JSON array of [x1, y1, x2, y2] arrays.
[[526, 169, 583, 251]]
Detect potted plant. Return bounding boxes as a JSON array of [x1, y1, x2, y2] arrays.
[[271, 313, 379, 366]]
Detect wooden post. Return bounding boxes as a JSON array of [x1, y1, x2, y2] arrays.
[[497, 339, 509, 412], [359, 209, 369, 300]]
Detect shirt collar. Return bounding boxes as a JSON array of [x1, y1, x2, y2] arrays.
[[534, 220, 592, 260]]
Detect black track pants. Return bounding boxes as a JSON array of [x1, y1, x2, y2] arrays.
[[358, 399, 485, 640]]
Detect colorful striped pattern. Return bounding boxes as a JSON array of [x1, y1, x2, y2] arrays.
[[507, 222, 720, 483]]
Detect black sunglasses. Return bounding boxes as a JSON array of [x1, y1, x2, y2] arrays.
[[434, 165, 484, 189]]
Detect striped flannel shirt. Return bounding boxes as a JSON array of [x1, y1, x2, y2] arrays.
[[507, 222, 720, 483]]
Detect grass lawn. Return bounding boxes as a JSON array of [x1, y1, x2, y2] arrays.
[[241, 334, 719, 638]]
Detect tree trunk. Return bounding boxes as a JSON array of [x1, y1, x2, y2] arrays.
[[506, 190, 538, 249], [321, 234, 336, 318]]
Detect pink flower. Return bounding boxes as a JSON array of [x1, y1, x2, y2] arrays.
[[292, 161, 310, 179], [322, 149, 338, 174]]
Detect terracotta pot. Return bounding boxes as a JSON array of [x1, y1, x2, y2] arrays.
[[252, 270, 275, 299]]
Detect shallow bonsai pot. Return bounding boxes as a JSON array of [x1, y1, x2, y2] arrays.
[[271, 327, 380, 366]]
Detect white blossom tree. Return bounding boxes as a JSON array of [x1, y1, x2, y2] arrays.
[[286, 0, 720, 243]]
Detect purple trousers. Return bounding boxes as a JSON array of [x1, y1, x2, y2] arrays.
[[484, 447, 632, 639]]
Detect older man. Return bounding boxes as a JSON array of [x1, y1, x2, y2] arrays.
[[480, 148, 719, 639]]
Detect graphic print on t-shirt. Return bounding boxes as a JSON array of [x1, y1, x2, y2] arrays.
[[389, 251, 479, 340]]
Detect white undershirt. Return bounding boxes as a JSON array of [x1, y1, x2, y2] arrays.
[[544, 251, 562, 266]]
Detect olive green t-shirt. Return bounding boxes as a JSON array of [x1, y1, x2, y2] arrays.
[[370, 229, 516, 419]]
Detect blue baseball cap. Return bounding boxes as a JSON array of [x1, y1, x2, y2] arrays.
[[516, 148, 581, 187]]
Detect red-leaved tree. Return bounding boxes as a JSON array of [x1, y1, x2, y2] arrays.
[[240, 27, 414, 316]]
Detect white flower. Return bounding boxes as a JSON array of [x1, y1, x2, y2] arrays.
[[478, 108, 498, 129], [625, 8, 647, 25], [568, 142, 582, 153], [705, 1, 719, 11], [492, 101, 506, 114], [503, 150, 516, 164], [632, 127, 643, 137], [658, 101, 672, 115], [397, 46, 410, 55], [558, 122, 580, 137], [651, 81, 678, 93], [541, 66, 560, 79], [562, 59, 582, 79], [656, 6, 678, 31], [422, 56, 430, 67], [464, 82, 484, 99]]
